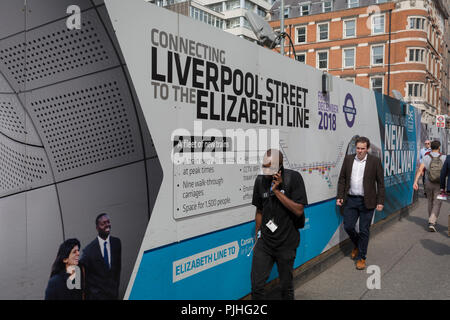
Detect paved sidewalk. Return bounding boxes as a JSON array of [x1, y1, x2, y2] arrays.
[[293, 193, 450, 300]]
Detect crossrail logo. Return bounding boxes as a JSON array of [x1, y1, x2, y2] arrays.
[[343, 93, 356, 128]]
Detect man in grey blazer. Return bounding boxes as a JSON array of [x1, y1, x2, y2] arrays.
[[336, 136, 385, 270]]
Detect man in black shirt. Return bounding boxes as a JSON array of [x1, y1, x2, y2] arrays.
[[251, 149, 308, 300]]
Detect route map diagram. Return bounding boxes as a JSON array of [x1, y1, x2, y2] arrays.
[[279, 139, 345, 188]]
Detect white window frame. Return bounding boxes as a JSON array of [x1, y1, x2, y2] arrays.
[[322, 0, 332, 13], [408, 16, 426, 30], [407, 47, 425, 63], [343, 18, 356, 38], [343, 47, 356, 69], [342, 77, 355, 83], [370, 76, 384, 94], [348, 0, 359, 9], [406, 82, 425, 99], [284, 7, 290, 18], [228, 0, 240, 10], [371, 44, 385, 66], [317, 22, 329, 41], [299, 2, 311, 16], [296, 52, 306, 63], [295, 25, 307, 44], [227, 17, 240, 29], [371, 13, 385, 35], [316, 50, 329, 70]]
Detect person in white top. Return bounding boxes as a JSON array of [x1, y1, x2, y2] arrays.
[[419, 140, 431, 163], [336, 136, 385, 270], [413, 140, 446, 232]]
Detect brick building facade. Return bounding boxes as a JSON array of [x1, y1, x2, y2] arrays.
[[269, 0, 449, 124]]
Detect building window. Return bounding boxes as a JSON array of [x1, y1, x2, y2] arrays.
[[409, 16, 426, 30], [300, 3, 310, 16], [256, 7, 266, 17], [343, 47, 355, 68], [317, 51, 328, 70], [209, 3, 223, 13], [322, 1, 332, 13], [227, 0, 240, 10], [408, 48, 425, 62], [372, 14, 385, 35], [371, 77, 383, 93], [407, 83, 424, 98], [190, 7, 224, 29], [284, 7, 290, 18], [296, 53, 306, 63], [343, 19, 356, 38], [318, 23, 329, 41], [376, 0, 388, 3], [296, 26, 307, 44], [371, 45, 384, 65], [243, 17, 251, 29], [348, 0, 359, 9], [342, 77, 355, 83], [227, 17, 240, 29]]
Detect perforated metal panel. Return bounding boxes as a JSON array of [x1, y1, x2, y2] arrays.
[[0, 192, 27, 299], [25, 67, 144, 181], [0, 72, 14, 93], [0, 0, 163, 300], [0, 8, 119, 92], [0, 95, 25, 135], [0, 135, 53, 197], [0, 94, 42, 145], [123, 66, 157, 159], [0, 34, 26, 93], [0, 0, 25, 40], [96, 5, 126, 65]]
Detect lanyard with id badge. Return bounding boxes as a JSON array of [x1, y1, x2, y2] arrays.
[[262, 178, 279, 233], [260, 161, 283, 234]]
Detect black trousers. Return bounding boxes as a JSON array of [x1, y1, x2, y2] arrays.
[[251, 237, 297, 300], [343, 195, 375, 260]]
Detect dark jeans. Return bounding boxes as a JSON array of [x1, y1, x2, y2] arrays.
[[251, 238, 297, 300], [343, 195, 375, 260]]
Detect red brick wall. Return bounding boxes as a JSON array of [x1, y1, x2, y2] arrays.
[[270, 3, 445, 111]]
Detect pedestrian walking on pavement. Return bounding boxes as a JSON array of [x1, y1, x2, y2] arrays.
[[250, 149, 308, 300], [336, 136, 385, 270], [419, 140, 431, 197], [413, 140, 446, 232]]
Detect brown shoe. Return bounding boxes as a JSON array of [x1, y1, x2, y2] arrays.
[[351, 247, 359, 260], [356, 259, 366, 270]]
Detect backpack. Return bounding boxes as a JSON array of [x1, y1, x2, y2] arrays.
[[282, 170, 306, 229], [427, 154, 443, 183]]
